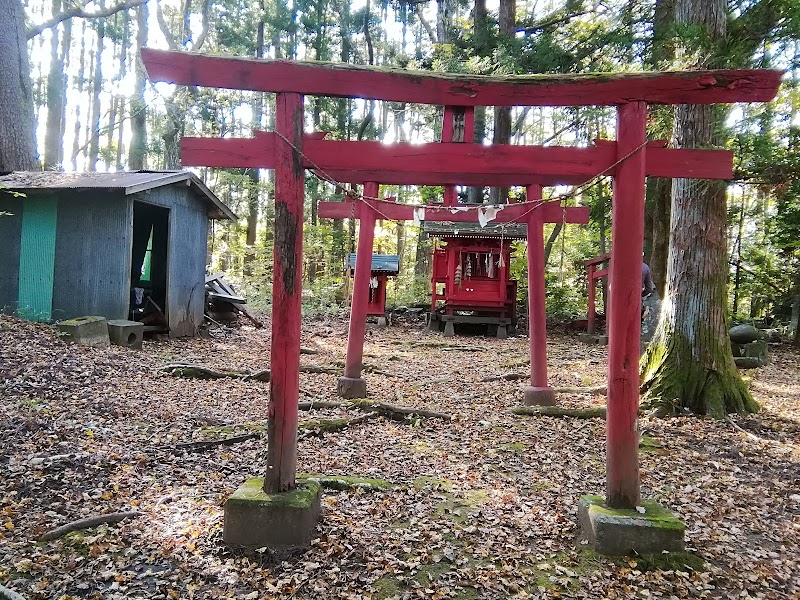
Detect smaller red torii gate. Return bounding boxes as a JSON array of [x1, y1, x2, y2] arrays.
[[318, 195, 589, 404]]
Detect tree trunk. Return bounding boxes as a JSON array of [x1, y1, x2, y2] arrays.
[[0, 0, 37, 171], [489, 0, 515, 205], [468, 0, 489, 205], [43, 0, 65, 170], [641, 0, 757, 417], [129, 3, 148, 169], [87, 10, 105, 172]]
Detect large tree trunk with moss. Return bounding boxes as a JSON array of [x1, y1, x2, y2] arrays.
[[641, 0, 757, 417]]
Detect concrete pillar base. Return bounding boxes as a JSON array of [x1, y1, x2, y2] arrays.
[[107, 319, 144, 349], [495, 325, 507, 339], [577, 495, 685, 556], [376, 316, 388, 327], [337, 376, 367, 399], [223, 478, 321, 549], [443, 321, 455, 337], [523, 386, 556, 406], [57, 316, 109, 348]]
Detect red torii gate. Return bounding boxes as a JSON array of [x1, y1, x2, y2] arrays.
[[141, 48, 780, 549]]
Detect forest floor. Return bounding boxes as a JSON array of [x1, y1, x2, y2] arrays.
[[1, 313, 798, 600]]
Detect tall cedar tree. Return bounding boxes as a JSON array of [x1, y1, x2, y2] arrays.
[[0, 0, 37, 171], [640, 0, 758, 416]]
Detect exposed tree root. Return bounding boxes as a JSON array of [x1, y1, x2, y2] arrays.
[[39, 511, 144, 542], [553, 385, 607, 395], [0, 584, 25, 600], [641, 329, 759, 418], [299, 398, 452, 421], [512, 406, 606, 419], [172, 433, 261, 453], [481, 372, 526, 382], [159, 363, 339, 381]]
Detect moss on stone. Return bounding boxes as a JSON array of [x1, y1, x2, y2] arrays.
[[580, 495, 684, 531], [228, 477, 321, 509], [298, 473, 394, 491]]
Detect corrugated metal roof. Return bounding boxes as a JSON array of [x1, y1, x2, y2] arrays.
[[0, 170, 237, 220], [347, 253, 400, 273], [423, 221, 528, 239]]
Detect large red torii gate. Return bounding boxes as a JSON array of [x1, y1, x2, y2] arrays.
[[141, 48, 780, 550]]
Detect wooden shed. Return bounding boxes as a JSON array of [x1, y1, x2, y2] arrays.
[[0, 171, 236, 336]]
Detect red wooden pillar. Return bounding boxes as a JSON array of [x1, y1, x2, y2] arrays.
[[265, 92, 304, 494], [523, 184, 555, 406], [587, 263, 597, 334], [338, 182, 379, 398], [606, 102, 647, 509]]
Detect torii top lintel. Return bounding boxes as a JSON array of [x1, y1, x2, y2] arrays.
[[141, 48, 781, 107]]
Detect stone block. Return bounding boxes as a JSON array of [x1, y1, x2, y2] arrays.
[[337, 376, 367, 399], [578, 495, 684, 556], [523, 386, 557, 406], [57, 316, 109, 348], [107, 319, 144, 350], [224, 478, 321, 549], [578, 333, 608, 345], [729, 324, 759, 344]]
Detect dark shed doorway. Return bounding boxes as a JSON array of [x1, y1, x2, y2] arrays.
[[131, 201, 169, 330]]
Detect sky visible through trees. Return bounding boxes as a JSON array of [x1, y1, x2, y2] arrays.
[[14, 0, 800, 335]]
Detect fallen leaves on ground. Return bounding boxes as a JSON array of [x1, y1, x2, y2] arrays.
[[0, 314, 798, 599]]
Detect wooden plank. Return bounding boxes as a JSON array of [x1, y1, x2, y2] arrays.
[[142, 48, 782, 107], [318, 199, 590, 225], [207, 291, 246, 305], [180, 134, 734, 184], [606, 102, 646, 510], [264, 92, 304, 494]]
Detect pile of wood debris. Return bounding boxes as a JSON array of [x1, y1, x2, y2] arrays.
[[204, 273, 262, 328]]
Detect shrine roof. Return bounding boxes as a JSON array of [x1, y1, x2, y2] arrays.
[[423, 221, 528, 240], [347, 254, 400, 274]]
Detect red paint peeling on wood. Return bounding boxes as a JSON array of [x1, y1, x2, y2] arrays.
[[142, 48, 782, 107], [606, 102, 647, 510], [265, 92, 304, 494], [179, 134, 733, 185]]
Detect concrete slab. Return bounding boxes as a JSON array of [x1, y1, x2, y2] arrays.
[[578, 495, 685, 555], [523, 386, 557, 406], [223, 478, 321, 549], [57, 316, 109, 348], [337, 376, 367, 399], [578, 333, 608, 345], [107, 319, 144, 350]]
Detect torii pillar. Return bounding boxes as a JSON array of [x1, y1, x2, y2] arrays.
[[523, 184, 555, 406], [337, 182, 379, 399]]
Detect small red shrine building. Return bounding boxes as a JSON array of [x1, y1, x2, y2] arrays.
[[426, 222, 526, 338], [346, 253, 399, 325]]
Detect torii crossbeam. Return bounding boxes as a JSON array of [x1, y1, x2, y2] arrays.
[[142, 47, 781, 552]]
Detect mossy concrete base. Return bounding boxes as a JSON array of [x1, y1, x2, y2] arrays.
[[223, 478, 321, 549], [337, 376, 367, 399], [577, 495, 684, 556], [523, 386, 557, 406], [107, 319, 143, 349], [57, 316, 109, 348]]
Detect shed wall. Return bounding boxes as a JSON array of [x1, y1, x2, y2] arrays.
[[52, 192, 132, 321], [133, 186, 207, 336], [0, 196, 24, 313]]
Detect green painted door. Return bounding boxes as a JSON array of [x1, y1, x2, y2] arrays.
[[17, 196, 58, 321]]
